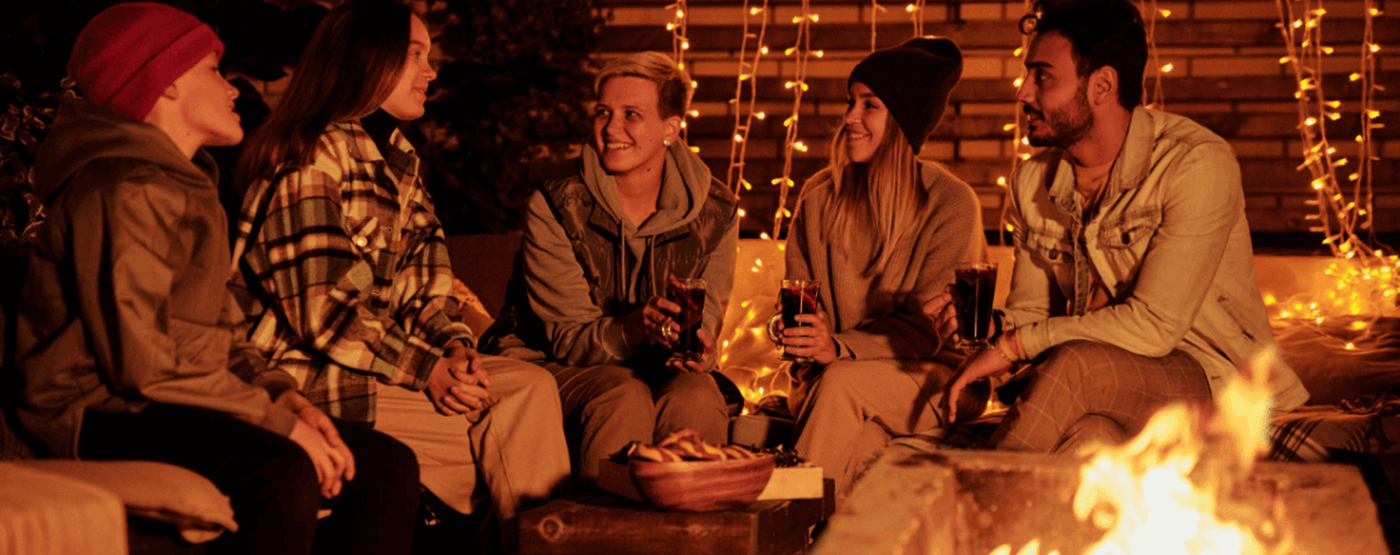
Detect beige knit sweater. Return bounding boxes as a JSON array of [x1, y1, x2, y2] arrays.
[[784, 161, 986, 363]]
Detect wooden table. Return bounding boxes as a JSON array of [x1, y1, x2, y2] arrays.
[[518, 480, 834, 555]]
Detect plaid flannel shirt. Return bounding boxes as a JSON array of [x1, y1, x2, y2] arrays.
[[230, 121, 474, 422]]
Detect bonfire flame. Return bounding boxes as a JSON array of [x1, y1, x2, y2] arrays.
[[993, 354, 1294, 555]]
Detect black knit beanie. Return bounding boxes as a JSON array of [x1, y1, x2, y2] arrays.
[[848, 37, 963, 155]]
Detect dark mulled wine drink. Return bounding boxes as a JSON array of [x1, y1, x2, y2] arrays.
[[667, 278, 706, 362], [778, 280, 820, 361], [954, 263, 998, 349]]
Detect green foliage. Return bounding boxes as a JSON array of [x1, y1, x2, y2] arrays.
[[415, 0, 602, 234], [0, 73, 73, 249]]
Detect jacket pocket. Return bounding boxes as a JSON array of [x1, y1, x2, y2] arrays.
[[344, 216, 385, 258], [1099, 208, 1161, 249], [1024, 227, 1073, 265]]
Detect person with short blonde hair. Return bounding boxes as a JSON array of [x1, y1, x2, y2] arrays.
[[481, 51, 739, 482]]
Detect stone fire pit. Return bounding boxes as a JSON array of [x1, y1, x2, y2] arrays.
[[811, 437, 1386, 555]]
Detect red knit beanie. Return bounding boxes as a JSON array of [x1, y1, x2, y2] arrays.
[[67, 2, 225, 122]]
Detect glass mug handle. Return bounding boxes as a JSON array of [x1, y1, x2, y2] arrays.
[[765, 313, 784, 345]]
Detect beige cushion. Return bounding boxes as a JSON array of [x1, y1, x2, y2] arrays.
[[451, 277, 496, 337], [14, 460, 236, 544]]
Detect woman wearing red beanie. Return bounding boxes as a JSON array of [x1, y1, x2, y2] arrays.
[[231, 1, 570, 552], [774, 37, 988, 505], [17, 2, 421, 555]]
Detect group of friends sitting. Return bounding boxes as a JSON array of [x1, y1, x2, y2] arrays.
[[9, 0, 1310, 553]]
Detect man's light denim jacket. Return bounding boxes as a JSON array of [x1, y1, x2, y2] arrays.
[[1002, 106, 1309, 412]]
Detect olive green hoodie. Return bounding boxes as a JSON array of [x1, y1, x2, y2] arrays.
[[494, 141, 739, 368], [16, 97, 295, 459]]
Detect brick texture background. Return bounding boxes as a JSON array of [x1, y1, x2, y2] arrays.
[[592, 0, 1397, 238]]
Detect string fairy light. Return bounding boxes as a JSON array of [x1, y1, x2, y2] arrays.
[[667, 1, 691, 140], [769, 0, 817, 238], [725, 0, 771, 198], [907, 0, 927, 37], [1268, 0, 1397, 319]]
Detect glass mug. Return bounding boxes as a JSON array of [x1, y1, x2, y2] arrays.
[[953, 262, 998, 349], [764, 279, 821, 363], [666, 277, 707, 363]]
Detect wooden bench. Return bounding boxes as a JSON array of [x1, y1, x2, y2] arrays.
[[517, 480, 835, 555]]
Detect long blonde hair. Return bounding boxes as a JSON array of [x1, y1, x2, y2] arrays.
[[813, 115, 929, 275]]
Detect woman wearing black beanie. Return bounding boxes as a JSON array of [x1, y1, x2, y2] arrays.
[[774, 37, 988, 504]]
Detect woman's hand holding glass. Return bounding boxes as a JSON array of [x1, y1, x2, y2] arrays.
[[776, 312, 838, 366]]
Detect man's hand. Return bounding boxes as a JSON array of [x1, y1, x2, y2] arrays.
[[922, 285, 960, 347], [940, 348, 1014, 424], [278, 392, 355, 499], [780, 312, 838, 365], [624, 296, 683, 349], [426, 349, 490, 416], [667, 329, 717, 373]]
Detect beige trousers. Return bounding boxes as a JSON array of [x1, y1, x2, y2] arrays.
[[373, 355, 570, 525], [789, 358, 956, 503], [545, 363, 729, 480]]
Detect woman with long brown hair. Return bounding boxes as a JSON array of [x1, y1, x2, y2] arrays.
[[774, 37, 986, 503], [231, 1, 569, 551]]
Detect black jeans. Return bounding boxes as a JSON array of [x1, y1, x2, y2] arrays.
[[80, 403, 419, 555]]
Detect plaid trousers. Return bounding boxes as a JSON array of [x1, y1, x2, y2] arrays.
[[992, 340, 1213, 453]]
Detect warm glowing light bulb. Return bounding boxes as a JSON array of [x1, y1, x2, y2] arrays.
[[734, 133, 745, 142], [1368, 110, 1381, 119], [760, 232, 771, 240], [760, 46, 769, 54], [676, 9, 684, 18], [815, 50, 824, 57], [681, 41, 690, 50], [666, 23, 675, 31], [1328, 112, 1342, 120], [1014, 47, 1024, 56], [1013, 77, 1024, 87], [1311, 179, 1325, 190], [1305, 117, 1317, 126], [997, 177, 1008, 186], [1370, 43, 1381, 53], [755, 112, 766, 119], [906, 4, 916, 11], [1322, 46, 1335, 54], [1003, 123, 1017, 131], [1021, 153, 1031, 160], [1279, 56, 1292, 64], [810, 14, 819, 21], [1160, 9, 1171, 17], [1350, 73, 1363, 81], [1292, 19, 1303, 28], [737, 208, 747, 217], [690, 80, 698, 89], [750, 7, 762, 15], [1161, 63, 1173, 72], [689, 110, 699, 117]]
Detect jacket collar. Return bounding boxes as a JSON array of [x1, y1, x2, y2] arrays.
[[334, 120, 420, 181]]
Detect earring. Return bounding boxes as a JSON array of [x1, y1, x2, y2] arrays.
[[664, 139, 671, 146]]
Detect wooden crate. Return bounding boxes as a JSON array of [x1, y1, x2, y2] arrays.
[[518, 480, 834, 555]]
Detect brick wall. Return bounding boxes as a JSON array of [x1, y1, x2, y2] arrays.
[[593, 0, 1397, 237]]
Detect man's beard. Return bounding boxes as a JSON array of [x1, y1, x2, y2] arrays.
[[1025, 83, 1094, 148]]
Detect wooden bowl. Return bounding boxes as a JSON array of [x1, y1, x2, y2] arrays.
[[628, 455, 776, 512]]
